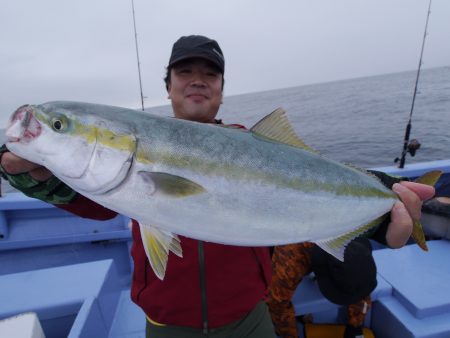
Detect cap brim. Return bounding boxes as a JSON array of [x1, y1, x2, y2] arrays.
[[168, 54, 224, 72]]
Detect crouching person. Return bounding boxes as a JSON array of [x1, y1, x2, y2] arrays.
[[267, 239, 376, 338]]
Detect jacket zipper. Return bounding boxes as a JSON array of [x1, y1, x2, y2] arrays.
[[198, 241, 210, 336]]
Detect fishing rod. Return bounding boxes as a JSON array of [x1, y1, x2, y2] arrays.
[[395, 0, 432, 168], [131, 0, 145, 111]]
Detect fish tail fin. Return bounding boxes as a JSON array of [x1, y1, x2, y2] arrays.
[[414, 170, 443, 186], [410, 170, 443, 251], [412, 220, 428, 251]]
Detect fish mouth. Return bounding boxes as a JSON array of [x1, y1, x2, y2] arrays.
[[6, 105, 42, 143]]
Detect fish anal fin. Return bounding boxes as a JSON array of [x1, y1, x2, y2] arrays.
[[250, 108, 318, 153], [139, 171, 206, 198], [139, 223, 183, 280], [315, 239, 347, 262], [315, 215, 387, 261]]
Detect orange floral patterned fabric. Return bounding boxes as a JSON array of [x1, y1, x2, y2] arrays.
[[347, 296, 371, 328], [266, 243, 371, 338]]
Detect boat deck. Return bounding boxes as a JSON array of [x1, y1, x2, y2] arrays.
[[1, 159, 449, 337], [2, 241, 450, 338]]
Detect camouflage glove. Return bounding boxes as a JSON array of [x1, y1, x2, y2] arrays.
[[0, 144, 77, 204]]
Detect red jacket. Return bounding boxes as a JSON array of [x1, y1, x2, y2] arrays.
[[59, 193, 273, 329]]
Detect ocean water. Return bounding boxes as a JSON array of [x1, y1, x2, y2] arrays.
[[149, 66, 450, 168]]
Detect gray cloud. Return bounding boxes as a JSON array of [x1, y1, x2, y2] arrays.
[[1, 0, 449, 126]]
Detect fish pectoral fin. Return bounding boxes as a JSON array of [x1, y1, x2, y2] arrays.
[[414, 170, 443, 186], [315, 216, 386, 261], [138, 171, 206, 198], [250, 108, 318, 153], [139, 223, 183, 280]]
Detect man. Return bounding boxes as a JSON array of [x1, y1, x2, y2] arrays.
[[0, 35, 275, 338], [0, 35, 435, 337]]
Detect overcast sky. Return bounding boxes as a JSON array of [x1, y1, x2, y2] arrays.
[[1, 0, 449, 127]]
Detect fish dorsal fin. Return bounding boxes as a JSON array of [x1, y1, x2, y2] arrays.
[[250, 108, 317, 153], [139, 223, 183, 280], [314, 215, 387, 261]]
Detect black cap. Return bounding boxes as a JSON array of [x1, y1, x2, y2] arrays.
[[311, 238, 377, 305], [168, 35, 225, 74]]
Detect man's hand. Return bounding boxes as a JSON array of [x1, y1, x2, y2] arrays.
[[1, 152, 53, 181], [386, 181, 435, 248]]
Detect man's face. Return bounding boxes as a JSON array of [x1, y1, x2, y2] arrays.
[[167, 58, 223, 123]]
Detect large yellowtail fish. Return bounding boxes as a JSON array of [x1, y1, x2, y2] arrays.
[[5, 102, 441, 279]]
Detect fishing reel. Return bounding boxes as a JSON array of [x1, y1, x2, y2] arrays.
[[394, 138, 421, 165], [406, 138, 421, 157]]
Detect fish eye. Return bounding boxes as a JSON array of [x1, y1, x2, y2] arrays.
[[51, 118, 65, 131]]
